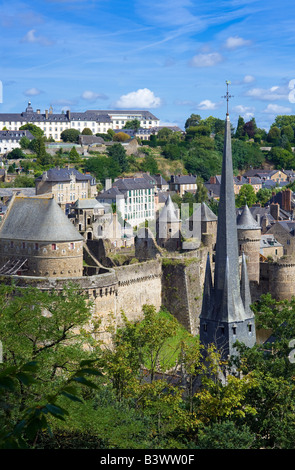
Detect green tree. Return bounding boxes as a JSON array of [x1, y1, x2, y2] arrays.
[[61, 129, 80, 143], [84, 156, 121, 183], [6, 148, 26, 159], [281, 125, 294, 142], [156, 127, 173, 141], [123, 119, 141, 131], [162, 143, 182, 160], [13, 174, 35, 188], [267, 126, 281, 144], [235, 184, 257, 207], [19, 136, 31, 149], [19, 124, 44, 138], [113, 132, 131, 142], [268, 147, 295, 169], [107, 143, 128, 173], [32, 137, 53, 166], [184, 113, 201, 130], [256, 187, 272, 206], [195, 176, 208, 203], [68, 147, 81, 163], [141, 153, 158, 174], [235, 116, 246, 139], [81, 128, 92, 135]]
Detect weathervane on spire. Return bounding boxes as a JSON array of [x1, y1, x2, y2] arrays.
[[222, 80, 233, 115]]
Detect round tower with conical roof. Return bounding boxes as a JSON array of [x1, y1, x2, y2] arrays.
[[156, 194, 182, 250], [237, 204, 261, 283]]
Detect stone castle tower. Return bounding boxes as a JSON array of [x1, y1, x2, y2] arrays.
[[237, 204, 261, 283], [156, 194, 182, 250], [0, 195, 84, 277], [199, 113, 256, 360]]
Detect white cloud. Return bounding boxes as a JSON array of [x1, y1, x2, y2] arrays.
[[245, 86, 288, 101], [262, 104, 292, 114], [224, 36, 252, 49], [81, 90, 108, 101], [190, 52, 223, 67], [243, 75, 255, 83], [24, 87, 43, 96], [233, 104, 255, 114], [197, 99, 218, 110], [21, 29, 53, 46], [115, 88, 162, 109]]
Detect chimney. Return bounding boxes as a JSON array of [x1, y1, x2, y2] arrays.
[[209, 176, 216, 184], [45, 109, 48, 119], [237, 175, 242, 181], [171, 175, 175, 183], [270, 202, 280, 220], [105, 178, 112, 191], [282, 188, 292, 212], [66, 110, 71, 120], [36, 109, 40, 114], [248, 177, 251, 184]]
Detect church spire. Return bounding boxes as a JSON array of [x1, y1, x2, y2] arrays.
[[199, 84, 256, 359], [212, 112, 245, 322]]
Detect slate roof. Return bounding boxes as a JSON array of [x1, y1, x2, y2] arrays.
[[0, 130, 34, 141], [36, 168, 96, 184], [97, 187, 124, 200], [152, 174, 168, 186], [158, 194, 180, 222], [113, 177, 155, 192], [237, 204, 260, 230], [170, 174, 197, 184], [0, 196, 83, 242], [74, 198, 104, 210]]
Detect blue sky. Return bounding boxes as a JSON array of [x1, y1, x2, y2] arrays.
[[1, 0, 295, 130]]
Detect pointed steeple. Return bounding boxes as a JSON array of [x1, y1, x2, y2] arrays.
[[212, 114, 246, 322], [199, 106, 256, 360], [201, 253, 213, 319], [240, 252, 253, 317]]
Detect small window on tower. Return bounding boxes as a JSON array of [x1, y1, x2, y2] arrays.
[[232, 326, 236, 335], [248, 324, 252, 333], [203, 323, 207, 332], [52, 243, 57, 251]]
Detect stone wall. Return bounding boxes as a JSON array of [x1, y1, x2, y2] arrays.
[[161, 248, 208, 335], [0, 239, 84, 277], [2, 258, 162, 344]]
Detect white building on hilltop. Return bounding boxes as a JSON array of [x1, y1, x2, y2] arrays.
[[0, 102, 160, 141]]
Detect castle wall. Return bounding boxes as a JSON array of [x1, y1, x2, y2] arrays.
[[2, 259, 162, 344], [258, 260, 295, 301], [161, 248, 208, 335], [0, 239, 84, 277]]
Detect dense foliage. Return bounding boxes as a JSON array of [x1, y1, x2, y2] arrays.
[[1, 283, 295, 449]]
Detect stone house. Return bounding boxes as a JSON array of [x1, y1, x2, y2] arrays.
[[168, 174, 197, 196], [265, 220, 295, 257], [260, 234, 284, 260], [35, 167, 97, 209]]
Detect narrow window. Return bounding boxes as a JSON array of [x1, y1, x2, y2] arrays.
[[52, 243, 57, 251]]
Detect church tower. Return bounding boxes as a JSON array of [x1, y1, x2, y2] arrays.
[[199, 108, 256, 361]]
